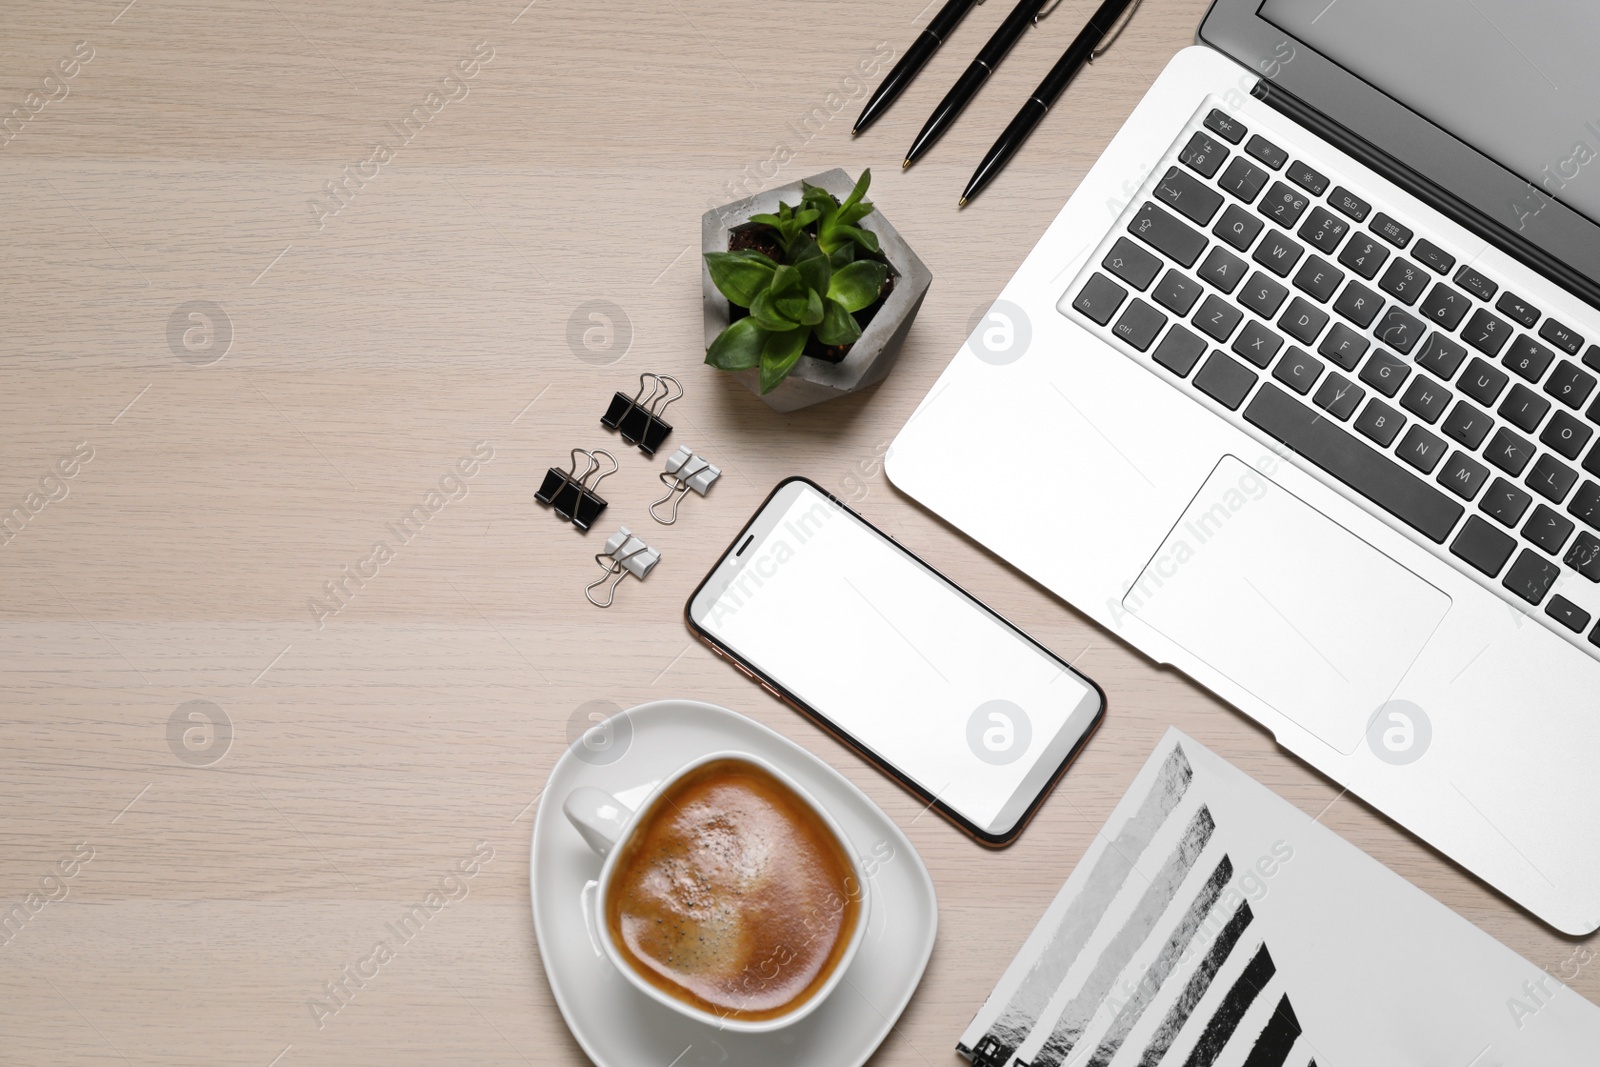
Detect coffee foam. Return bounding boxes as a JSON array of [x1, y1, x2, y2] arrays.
[[608, 760, 860, 1020]]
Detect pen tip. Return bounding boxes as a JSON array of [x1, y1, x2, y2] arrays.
[[958, 197, 969, 208], [901, 158, 912, 170], [850, 127, 860, 137]]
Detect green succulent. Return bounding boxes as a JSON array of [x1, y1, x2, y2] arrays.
[[704, 170, 888, 394]]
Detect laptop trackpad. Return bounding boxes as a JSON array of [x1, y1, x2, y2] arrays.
[[1124, 456, 1451, 754]]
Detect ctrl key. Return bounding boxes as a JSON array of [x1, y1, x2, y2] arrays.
[[1070, 272, 1128, 326]]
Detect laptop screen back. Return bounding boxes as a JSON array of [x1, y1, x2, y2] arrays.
[[1262, 0, 1600, 228]]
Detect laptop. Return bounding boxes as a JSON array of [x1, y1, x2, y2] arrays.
[[887, 0, 1600, 935]]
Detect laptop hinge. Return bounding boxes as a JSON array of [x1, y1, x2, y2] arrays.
[[1252, 79, 1600, 315]]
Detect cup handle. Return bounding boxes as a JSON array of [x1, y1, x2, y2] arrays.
[[563, 786, 633, 856]]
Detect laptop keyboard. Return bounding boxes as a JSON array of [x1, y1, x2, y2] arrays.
[[1064, 104, 1600, 660]]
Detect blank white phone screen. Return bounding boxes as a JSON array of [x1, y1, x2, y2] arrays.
[[698, 485, 1093, 832]]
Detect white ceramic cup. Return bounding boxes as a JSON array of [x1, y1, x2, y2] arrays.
[[563, 750, 871, 1033]]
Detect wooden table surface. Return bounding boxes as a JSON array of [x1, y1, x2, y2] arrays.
[[3, 0, 1594, 1063]]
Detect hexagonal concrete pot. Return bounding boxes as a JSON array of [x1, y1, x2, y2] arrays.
[[701, 169, 933, 413]]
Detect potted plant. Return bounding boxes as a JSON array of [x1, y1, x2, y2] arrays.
[[701, 169, 932, 412]]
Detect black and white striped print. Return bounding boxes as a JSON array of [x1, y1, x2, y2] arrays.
[[961, 743, 1318, 1067]]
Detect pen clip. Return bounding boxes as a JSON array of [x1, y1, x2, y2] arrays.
[[1090, 0, 1146, 60], [1032, 0, 1065, 25]]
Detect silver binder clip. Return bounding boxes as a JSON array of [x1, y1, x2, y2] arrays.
[[584, 526, 661, 607], [649, 446, 721, 525]]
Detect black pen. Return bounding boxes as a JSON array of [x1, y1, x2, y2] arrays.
[[902, 0, 1052, 169], [854, 0, 987, 136], [960, 0, 1142, 206]]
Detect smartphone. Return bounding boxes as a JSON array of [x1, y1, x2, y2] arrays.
[[686, 477, 1106, 846]]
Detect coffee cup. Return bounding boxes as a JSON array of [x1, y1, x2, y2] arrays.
[[563, 751, 870, 1033]]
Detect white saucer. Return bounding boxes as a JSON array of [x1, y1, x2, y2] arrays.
[[530, 699, 938, 1067]]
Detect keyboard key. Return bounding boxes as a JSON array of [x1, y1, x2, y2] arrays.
[[1194, 294, 1243, 342], [1360, 349, 1411, 397], [1333, 280, 1384, 328], [1370, 213, 1413, 248], [1297, 206, 1349, 255], [1244, 384, 1463, 541], [1546, 594, 1592, 633], [1503, 548, 1560, 605], [1480, 477, 1533, 527], [1152, 270, 1203, 315], [1437, 451, 1489, 500], [1129, 202, 1208, 267], [1495, 291, 1540, 328], [1285, 160, 1328, 196], [1318, 323, 1369, 371], [1419, 283, 1471, 331], [1587, 441, 1600, 479], [1292, 256, 1344, 302], [1459, 357, 1510, 406], [1485, 427, 1536, 476], [1539, 318, 1584, 356], [1542, 410, 1594, 460], [1355, 398, 1406, 447], [1155, 166, 1224, 226], [1073, 273, 1128, 325], [1566, 532, 1600, 582], [1278, 297, 1329, 345], [1586, 345, 1600, 374], [1232, 320, 1285, 368], [1378, 258, 1428, 306], [1152, 323, 1207, 376], [1245, 134, 1287, 169], [1203, 109, 1247, 144], [1313, 372, 1364, 420], [1257, 182, 1310, 227], [1178, 131, 1227, 178], [1328, 186, 1370, 222], [1503, 335, 1555, 383], [1498, 383, 1550, 433], [1112, 299, 1167, 352], [1442, 400, 1494, 449], [1401, 376, 1452, 424], [1375, 306, 1425, 354], [1213, 204, 1264, 251], [1414, 333, 1468, 381], [1412, 239, 1455, 275], [1544, 360, 1597, 409], [1272, 347, 1324, 395], [1194, 350, 1258, 410], [1217, 157, 1270, 203], [1398, 425, 1448, 473], [1455, 264, 1498, 302], [1524, 504, 1575, 554], [1239, 272, 1289, 318], [1452, 516, 1516, 575], [1463, 308, 1513, 356], [1338, 232, 1391, 279], [1199, 245, 1250, 293], [1252, 230, 1305, 277], [1102, 237, 1163, 290], [1568, 479, 1600, 531]]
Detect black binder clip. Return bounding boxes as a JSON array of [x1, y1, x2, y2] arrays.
[[601, 373, 682, 456], [649, 446, 721, 525], [584, 526, 661, 607], [536, 448, 617, 531]]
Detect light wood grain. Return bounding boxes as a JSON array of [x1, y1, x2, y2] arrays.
[[1, 0, 1593, 1063]]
